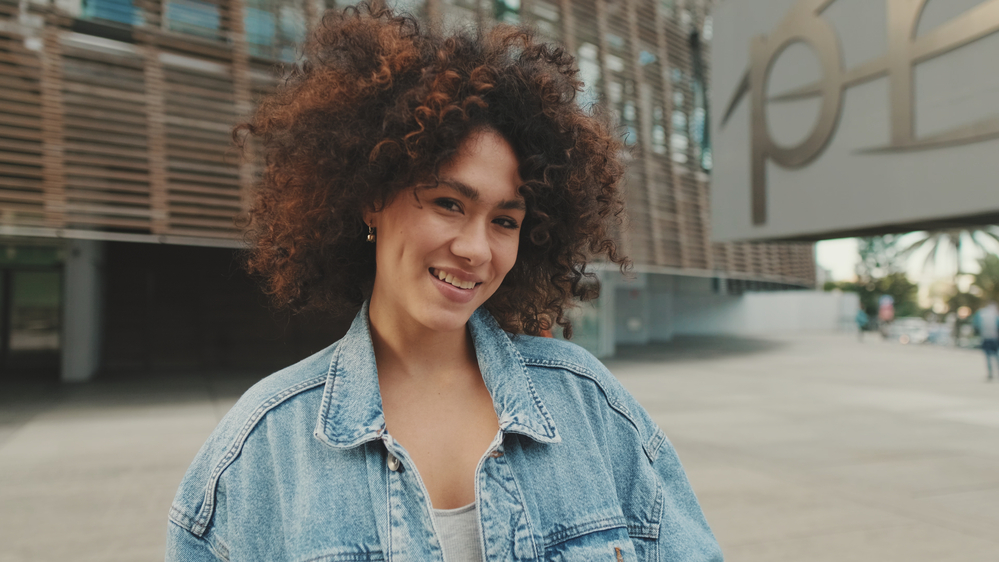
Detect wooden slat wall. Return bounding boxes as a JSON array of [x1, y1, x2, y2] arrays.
[[0, 0, 814, 286], [552, 0, 814, 287], [162, 59, 241, 236], [0, 29, 45, 226], [61, 40, 152, 230]]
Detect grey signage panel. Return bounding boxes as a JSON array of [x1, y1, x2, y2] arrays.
[[711, 0, 999, 242]]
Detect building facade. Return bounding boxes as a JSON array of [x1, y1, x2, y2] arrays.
[[0, 0, 815, 380]]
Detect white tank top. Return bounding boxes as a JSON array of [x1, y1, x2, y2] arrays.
[[432, 503, 485, 562]]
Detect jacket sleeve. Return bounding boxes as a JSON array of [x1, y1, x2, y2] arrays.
[[166, 521, 224, 562], [649, 433, 724, 561]]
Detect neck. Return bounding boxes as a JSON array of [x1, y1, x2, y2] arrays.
[[367, 302, 478, 385]]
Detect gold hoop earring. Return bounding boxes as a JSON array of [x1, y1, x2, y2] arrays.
[[366, 225, 376, 243]]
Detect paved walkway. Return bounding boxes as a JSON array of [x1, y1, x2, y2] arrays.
[[2, 333, 998, 561], [607, 333, 999, 562]]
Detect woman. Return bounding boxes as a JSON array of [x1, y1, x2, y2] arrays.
[[167, 4, 721, 561]]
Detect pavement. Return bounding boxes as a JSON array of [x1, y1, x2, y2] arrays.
[[2, 331, 998, 561]]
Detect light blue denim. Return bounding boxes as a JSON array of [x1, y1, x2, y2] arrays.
[[167, 303, 723, 561]]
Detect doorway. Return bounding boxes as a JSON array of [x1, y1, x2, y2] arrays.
[[0, 243, 63, 380]]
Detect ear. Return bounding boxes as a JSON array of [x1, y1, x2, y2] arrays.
[[362, 207, 378, 228]]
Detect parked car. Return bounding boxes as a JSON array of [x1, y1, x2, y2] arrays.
[[889, 317, 930, 345], [926, 322, 953, 345]]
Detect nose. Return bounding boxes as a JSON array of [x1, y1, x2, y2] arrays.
[[450, 219, 490, 266]]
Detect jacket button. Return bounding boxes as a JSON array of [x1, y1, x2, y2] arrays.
[[387, 452, 401, 472]]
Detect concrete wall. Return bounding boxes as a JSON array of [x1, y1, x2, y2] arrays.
[[672, 288, 860, 336], [566, 272, 853, 358], [649, 275, 676, 342], [614, 273, 650, 345]]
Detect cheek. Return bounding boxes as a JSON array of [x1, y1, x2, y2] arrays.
[[381, 211, 446, 260], [493, 237, 521, 278]]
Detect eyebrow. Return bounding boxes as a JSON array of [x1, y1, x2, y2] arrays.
[[438, 178, 526, 211]]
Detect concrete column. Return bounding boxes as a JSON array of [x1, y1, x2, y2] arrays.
[[61, 239, 104, 382]]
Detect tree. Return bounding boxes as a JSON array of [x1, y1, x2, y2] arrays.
[[856, 235, 903, 281], [974, 254, 999, 304], [826, 272, 920, 318], [899, 228, 999, 276], [826, 234, 921, 318]]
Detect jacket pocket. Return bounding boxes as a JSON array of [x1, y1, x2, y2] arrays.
[[543, 520, 638, 562]]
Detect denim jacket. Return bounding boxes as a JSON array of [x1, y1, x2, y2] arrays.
[[167, 304, 722, 561]]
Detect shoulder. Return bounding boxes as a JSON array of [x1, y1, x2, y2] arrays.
[[512, 334, 628, 406], [513, 335, 623, 399], [169, 341, 339, 536], [512, 335, 668, 463]]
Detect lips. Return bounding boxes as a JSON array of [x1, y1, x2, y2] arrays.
[[428, 268, 483, 304]]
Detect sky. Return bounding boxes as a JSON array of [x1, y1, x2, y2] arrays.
[[816, 234, 999, 285], [815, 238, 859, 282]]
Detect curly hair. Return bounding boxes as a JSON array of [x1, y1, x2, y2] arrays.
[[236, 2, 629, 338]]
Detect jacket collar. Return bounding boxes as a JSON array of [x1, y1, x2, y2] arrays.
[[313, 302, 561, 449]]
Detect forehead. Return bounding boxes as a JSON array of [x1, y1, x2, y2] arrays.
[[438, 129, 523, 203]]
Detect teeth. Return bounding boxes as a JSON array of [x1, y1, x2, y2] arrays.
[[433, 269, 475, 290]]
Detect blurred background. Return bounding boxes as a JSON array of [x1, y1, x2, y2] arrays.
[[1, 0, 998, 560], [0, 0, 824, 384]]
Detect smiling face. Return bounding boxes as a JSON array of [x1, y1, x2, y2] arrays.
[[365, 129, 525, 335]]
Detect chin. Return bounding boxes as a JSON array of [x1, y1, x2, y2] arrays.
[[414, 304, 480, 333]]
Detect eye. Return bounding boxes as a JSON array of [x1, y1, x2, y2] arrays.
[[434, 198, 462, 213], [494, 217, 520, 230]]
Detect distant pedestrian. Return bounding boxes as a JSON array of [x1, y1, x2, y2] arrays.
[[973, 302, 999, 381], [855, 308, 868, 342]]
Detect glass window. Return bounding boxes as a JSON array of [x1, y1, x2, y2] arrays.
[[246, 0, 307, 61], [618, 81, 637, 146], [165, 0, 221, 40], [652, 106, 666, 155], [388, 0, 424, 16], [680, 9, 693, 30], [245, 6, 276, 49], [671, 132, 688, 163], [531, 1, 559, 22], [690, 30, 711, 171], [672, 109, 686, 131], [494, 0, 520, 24], [608, 81, 623, 106], [9, 271, 61, 352], [605, 33, 625, 50], [606, 54, 624, 73], [622, 100, 637, 145], [577, 43, 601, 111], [81, 0, 138, 26]]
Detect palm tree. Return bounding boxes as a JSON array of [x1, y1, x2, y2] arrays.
[[899, 227, 999, 277], [975, 254, 999, 304]]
